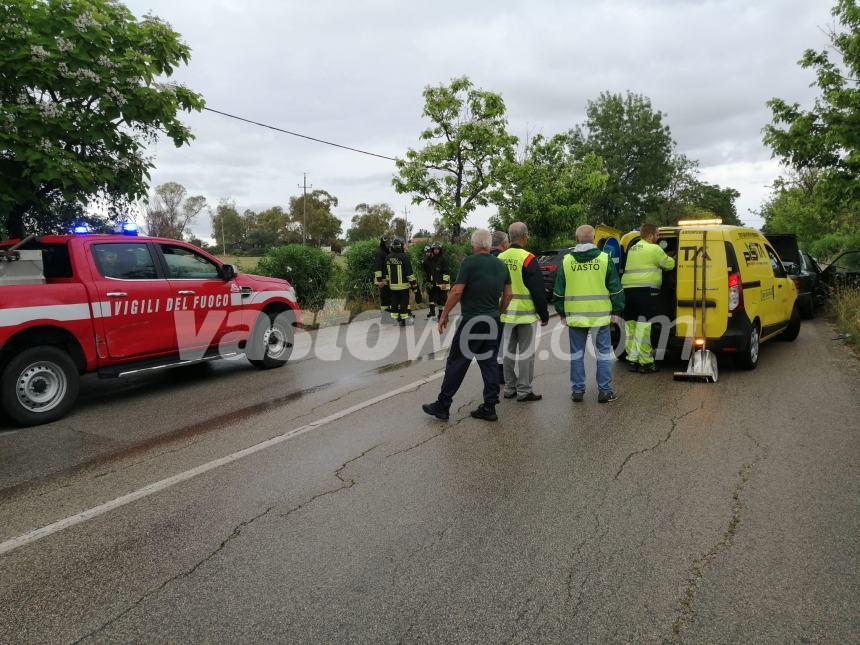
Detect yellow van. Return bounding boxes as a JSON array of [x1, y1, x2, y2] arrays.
[[620, 222, 800, 369]]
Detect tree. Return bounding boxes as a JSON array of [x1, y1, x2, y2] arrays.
[[764, 0, 859, 207], [413, 228, 432, 238], [390, 216, 413, 241], [572, 92, 676, 231], [762, 0, 859, 255], [186, 235, 210, 251], [144, 182, 206, 239], [393, 76, 518, 241], [346, 202, 394, 242], [252, 206, 297, 246], [490, 133, 608, 247], [0, 0, 204, 237], [651, 157, 743, 227], [288, 189, 342, 246], [211, 200, 244, 255]]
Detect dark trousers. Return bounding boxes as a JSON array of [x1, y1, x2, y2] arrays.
[[389, 289, 410, 319], [379, 285, 391, 310], [427, 285, 447, 307], [438, 318, 500, 408]]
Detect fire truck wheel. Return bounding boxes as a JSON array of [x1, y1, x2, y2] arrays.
[[1, 346, 80, 427], [248, 311, 292, 369]]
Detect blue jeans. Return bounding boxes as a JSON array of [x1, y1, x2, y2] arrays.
[[568, 325, 614, 394]]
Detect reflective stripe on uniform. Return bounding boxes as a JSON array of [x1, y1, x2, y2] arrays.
[[563, 294, 608, 301]]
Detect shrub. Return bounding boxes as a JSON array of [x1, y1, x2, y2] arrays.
[[829, 286, 860, 352], [343, 239, 381, 302], [257, 244, 334, 310], [408, 241, 470, 290], [809, 231, 860, 263]]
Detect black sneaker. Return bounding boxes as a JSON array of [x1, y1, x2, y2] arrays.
[[517, 392, 543, 402], [503, 391, 518, 399], [470, 403, 498, 421], [639, 363, 658, 374], [598, 391, 619, 403], [422, 401, 450, 420], [571, 391, 584, 403], [398, 318, 406, 327], [627, 361, 640, 372]]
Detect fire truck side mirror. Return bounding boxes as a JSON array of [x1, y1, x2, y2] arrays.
[[220, 263, 237, 281]]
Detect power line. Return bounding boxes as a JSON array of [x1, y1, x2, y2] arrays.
[[202, 106, 398, 161]]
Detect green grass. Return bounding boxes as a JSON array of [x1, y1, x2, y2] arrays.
[[830, 286, 860, 352], [216, 255, 262, 273]]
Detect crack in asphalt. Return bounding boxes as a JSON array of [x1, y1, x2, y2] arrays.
[[70, 501, 278, 644], [613, 403, 703, 481], [17, 383, 381, 504], [280, 444, 383, 520], [70, 444, 382, 644], [384, 400, 476, 459], [667, 446, 767, 643]]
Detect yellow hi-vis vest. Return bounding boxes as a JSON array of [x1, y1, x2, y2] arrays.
[[621, 240, 674, 289], [562, 251, 611, 327], [498, 247, 538, 324]]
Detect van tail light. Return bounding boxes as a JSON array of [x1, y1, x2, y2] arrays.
[[791, 276, 801, 291], [728, 272, 743, 311]]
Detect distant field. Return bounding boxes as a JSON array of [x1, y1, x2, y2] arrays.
[[217, 255, 262, 272]]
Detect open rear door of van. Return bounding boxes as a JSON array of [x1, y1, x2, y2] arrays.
[[764, 233, 801, 269], [675, 229, 729, 340]]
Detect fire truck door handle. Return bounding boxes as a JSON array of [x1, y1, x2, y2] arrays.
[[178, 290, 195, 295], [106, 292, 127, 298]]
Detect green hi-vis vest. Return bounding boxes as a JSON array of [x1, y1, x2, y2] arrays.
[[562, 251, 611, 327], [498, 247, 538, 324], [386, 255, 414, 291], [621, 240, 671, 289]]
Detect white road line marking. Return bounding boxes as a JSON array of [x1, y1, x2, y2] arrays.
[[0, 316, 565, 557], [0, 370, 444, 557]]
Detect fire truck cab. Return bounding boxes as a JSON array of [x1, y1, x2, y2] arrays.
[[0, 228, 299, 427]]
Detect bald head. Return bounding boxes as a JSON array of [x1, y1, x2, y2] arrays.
[[575, 225, 595, 243]]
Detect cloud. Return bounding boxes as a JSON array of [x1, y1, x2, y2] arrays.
[[126, 0, 834, 239]]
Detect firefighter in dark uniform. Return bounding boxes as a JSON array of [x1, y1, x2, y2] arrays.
[[421, 242, 450, 320], [374, 234, 392, 320], [385, 238, 421, 326]]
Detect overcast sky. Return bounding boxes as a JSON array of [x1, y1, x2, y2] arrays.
[[125, 0, 834, 242]]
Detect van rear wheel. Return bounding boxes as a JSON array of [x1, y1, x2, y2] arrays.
[[779, 305, 801, 342], [736, 321, 760, 370], [0, 346, 80, 427]]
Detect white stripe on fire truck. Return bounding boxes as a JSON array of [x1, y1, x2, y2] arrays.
[[89, 301, 112, 319], [249, 290, 297, 305], [0, 303, 92, 327]]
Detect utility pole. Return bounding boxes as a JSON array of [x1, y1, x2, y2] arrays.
[[298, 172, 312, 246], [403, 205, 410, 242], [221, 215, 226, 256]]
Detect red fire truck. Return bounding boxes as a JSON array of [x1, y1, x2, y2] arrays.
[[0, 225, 300, 427]]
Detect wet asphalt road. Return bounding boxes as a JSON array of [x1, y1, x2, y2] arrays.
[[0, 314, 858, 644]]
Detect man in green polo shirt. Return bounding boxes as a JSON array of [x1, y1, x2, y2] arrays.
[[422, 229, 512, 422]]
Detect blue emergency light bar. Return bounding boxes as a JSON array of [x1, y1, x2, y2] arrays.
[[116, 221, 139, 236], [71, 222, 91, 235]]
